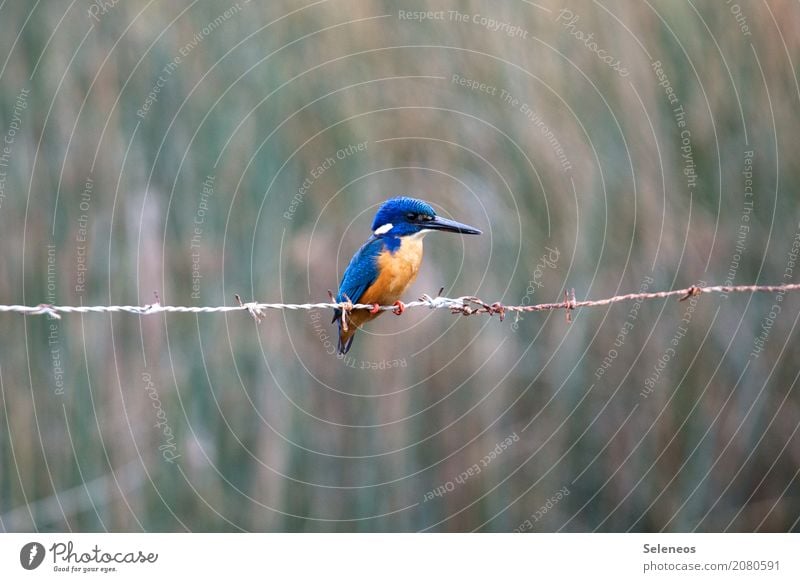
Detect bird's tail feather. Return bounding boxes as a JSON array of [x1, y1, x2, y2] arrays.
[[333, 309, 355, 354], [338, 332, 355, 355]]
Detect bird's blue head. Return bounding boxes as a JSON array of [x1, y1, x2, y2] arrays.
[[371, 196, 482, 238]]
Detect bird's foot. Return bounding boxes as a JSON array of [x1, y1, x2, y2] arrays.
[[370, 303, 381, 314], [392, 300, 405, 315]]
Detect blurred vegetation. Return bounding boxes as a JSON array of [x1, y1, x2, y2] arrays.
[[1, 0, 799, 532]]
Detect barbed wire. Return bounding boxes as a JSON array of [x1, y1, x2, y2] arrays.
[[0, 283, 798, 323]]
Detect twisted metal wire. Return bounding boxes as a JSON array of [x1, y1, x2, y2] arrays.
[[1, 283, 798, 322]]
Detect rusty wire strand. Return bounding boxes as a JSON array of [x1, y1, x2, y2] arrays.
[[0, 283, 798, 322]]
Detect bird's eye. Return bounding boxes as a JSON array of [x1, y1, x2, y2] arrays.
[[406, 212, 418, 221]]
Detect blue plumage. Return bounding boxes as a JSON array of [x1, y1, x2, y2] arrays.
[[332, 236, 384, 354], [371, 197, 437, 237], [335, 236, 383, 306]]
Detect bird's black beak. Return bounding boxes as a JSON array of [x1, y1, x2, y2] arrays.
[[423, 215, 482, 235]]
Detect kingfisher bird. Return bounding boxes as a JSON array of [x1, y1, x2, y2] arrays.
[[333, 197, 481, 354]]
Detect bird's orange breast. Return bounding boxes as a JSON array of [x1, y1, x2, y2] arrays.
[[342, 235, 425, 334], [362, 235, 424, 305]]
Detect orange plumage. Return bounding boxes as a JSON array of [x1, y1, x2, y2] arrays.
[[337, 234, 424, 348]]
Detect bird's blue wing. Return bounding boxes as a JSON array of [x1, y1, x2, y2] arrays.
[[335, 236, 384, 307], [331, 236, 385, 354]]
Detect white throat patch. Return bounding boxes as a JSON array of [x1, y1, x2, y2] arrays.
[[374, 223, 393, 235], [407, 229, 432, 240]]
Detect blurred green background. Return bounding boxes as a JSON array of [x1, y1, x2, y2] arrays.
[[1, 0, 799, 532]]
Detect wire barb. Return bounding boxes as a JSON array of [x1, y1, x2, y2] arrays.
[[0, 283, 798, 321], [564, 288, 576, 322], [29, 304, 60, 319], [680, 285, 702, 302], [236, 294, 266, 323]]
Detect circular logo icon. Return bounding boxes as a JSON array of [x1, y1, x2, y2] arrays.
[[20, 542, 45, 570]]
